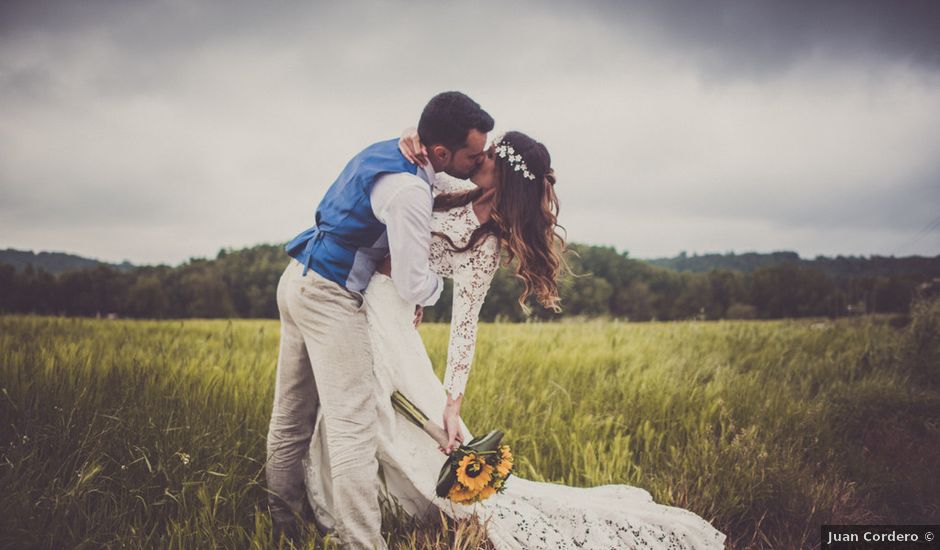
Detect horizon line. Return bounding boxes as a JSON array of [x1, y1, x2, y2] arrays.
[[3, 243, 938, 269]]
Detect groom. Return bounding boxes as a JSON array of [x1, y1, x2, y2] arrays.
[[266, 91, 494, 549]]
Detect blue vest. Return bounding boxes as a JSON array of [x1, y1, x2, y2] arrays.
[[285, 138, 421, 292]]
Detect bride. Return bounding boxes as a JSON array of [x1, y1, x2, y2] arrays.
[[303, 130, 727, 549]]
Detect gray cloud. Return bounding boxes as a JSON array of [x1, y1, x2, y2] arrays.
[[1, 0, 939, 264], [581, 0, 940, 79]]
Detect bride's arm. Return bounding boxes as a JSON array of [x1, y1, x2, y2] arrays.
[[398, 126, 428, 166], [441, 238, 499, 452]]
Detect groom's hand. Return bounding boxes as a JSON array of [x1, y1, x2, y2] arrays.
[[377, 256, 392, 276]]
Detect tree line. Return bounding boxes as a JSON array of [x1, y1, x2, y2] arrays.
[[0, 243, 935, 321]]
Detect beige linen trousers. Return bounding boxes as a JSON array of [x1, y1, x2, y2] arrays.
[[266, 258, 387, 550]]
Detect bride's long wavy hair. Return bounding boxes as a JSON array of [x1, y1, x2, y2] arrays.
[[433, 131, 567, 313]]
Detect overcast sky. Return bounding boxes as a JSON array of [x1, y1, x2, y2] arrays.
[[2, 0, 939, 265]]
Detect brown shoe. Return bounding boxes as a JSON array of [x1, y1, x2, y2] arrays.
[[272, 519, 302, 548]]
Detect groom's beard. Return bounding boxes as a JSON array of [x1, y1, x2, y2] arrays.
[[446, 167, 474, 180]]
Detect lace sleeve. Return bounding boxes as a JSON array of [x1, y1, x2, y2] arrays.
[[432, 172, 475, 197], [442, 236, 500, 400]]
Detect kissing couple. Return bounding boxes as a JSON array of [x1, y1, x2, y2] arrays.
[[265, 91, 727, 549]]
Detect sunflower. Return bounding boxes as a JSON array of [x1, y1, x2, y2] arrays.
[[495, 445, 513, 478], [456, 452, 494, 492], [448, 482, 479, 504]]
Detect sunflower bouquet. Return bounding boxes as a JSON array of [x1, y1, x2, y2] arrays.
[[391, 390, 514, 505]]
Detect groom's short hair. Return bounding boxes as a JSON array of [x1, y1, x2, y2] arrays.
[[418, 92, 494, 151]]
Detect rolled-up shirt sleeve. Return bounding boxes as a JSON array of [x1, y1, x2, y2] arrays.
[[371, 173, 444, 307]]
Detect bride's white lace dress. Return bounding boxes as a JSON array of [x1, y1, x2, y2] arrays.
[[304, 175, 727, 549]]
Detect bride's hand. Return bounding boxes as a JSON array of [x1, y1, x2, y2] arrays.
[[440, 394, 464, 454], [413, 305, 423, 328], [399, 126, 428, 166]]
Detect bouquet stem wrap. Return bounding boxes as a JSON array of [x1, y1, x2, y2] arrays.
[[390, 389, 449, 448]]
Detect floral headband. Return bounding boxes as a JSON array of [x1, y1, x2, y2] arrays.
[[493, 138, 537, 181]]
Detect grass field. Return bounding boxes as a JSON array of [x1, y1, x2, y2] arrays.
[[1, 298, 938, 549]]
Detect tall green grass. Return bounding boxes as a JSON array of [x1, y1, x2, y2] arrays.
[[1, 299, 938, 549]]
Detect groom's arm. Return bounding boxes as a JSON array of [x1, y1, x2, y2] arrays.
[[371, 173, 443, 307]]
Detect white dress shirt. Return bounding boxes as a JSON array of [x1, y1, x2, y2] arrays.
[[370, 164, 444, 307]]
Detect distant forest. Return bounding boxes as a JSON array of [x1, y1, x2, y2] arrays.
[[0, 249, 135, 275], [1, 244, 938, 322]]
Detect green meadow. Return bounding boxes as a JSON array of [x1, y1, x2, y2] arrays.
[[1, 298, 938, 549]]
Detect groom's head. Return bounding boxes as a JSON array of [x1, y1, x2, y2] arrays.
[[418, 92, 494, 179]]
